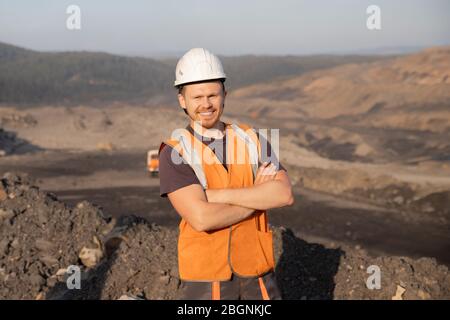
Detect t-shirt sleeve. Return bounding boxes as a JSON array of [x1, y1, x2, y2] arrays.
[[159, 144, 202, 198], [257, 131, 287, 172]]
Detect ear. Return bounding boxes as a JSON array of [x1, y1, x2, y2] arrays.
[[178, 93, 186, 110]]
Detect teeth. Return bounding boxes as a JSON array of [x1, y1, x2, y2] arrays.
[[200, 111, 213, 115]]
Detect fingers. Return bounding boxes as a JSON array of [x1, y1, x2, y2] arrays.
[[254, 162, 269, 184], [261, 162, 276, 176], [256, 162, 268, 177], [255, 162, 277, 185]]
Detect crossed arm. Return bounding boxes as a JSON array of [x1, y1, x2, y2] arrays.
[[167, 162, 294, 232], [205, 164, 294, 211]]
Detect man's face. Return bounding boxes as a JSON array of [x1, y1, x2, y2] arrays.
[[178, 81, 226, 129]]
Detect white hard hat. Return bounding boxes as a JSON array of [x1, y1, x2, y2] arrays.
[[174, 48, 226, 87]]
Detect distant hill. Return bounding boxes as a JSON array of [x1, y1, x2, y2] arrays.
[[0, 42, 173, 105], [229, 46, 450, 120], [162, 54, 390, 91], [0, 42, 35, 62], [0, 42, 388, 105], [227, 47, 450, 163]]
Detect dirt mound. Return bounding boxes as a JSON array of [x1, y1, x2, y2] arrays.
[[1, 173, 449, 300], [273, 228, 450, 300], [333, 252, 450, 299], [0, 172, 114, 299], [46, 217, 183, 300], [0, 126, 42, 156], [0, 128, 22, 156]]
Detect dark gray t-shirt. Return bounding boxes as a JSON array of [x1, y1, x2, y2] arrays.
[[159, 124, 285, 197]]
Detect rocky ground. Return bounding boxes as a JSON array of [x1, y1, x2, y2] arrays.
[[1, 173, 449, 300]]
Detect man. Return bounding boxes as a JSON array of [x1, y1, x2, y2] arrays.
[[159, 48, 294, 300]]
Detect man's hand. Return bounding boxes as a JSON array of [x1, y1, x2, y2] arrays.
[[254, 161, 277, 185]]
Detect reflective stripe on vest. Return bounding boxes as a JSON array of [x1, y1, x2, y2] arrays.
[[172, 124, 260, 186], [230, 123, 259, 179], [171, 128, 209, 189]]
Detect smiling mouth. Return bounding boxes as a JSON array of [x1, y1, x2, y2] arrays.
[[198, 110, 214, 116]]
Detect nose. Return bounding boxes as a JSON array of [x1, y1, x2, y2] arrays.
[[201, 96, 213, 108]]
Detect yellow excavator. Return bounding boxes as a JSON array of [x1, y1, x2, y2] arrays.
[[147, 149, 159, 177]]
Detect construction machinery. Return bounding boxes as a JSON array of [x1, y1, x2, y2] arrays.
[[147, 149, 159, 177]]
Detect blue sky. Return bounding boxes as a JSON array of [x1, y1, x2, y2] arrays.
[[0, 0, 449, 56]]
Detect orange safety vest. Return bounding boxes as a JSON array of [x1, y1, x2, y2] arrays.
[[159, 122, 275, 281]]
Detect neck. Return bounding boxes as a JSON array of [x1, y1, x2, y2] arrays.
[[190, 120, 225, 139]]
